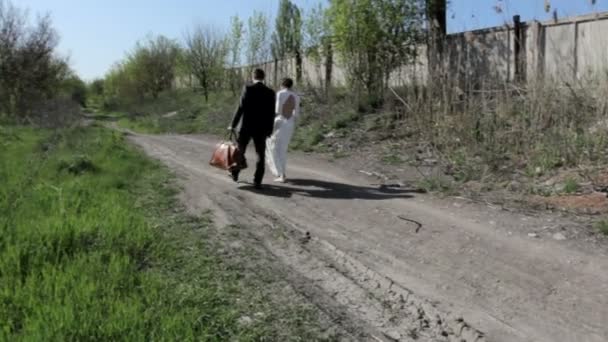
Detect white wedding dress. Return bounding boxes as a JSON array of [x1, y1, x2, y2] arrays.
[[266, 89, 300, 179]]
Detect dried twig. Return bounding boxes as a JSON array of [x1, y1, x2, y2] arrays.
[[389, 86, 412, 112]]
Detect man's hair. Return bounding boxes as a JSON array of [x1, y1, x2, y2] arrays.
[[281, 78, 294, 89], [253, 68, 265, 80]]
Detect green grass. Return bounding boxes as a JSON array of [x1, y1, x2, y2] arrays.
[[596, 220, 608, 236], [381, 154, 404, 165], [113, 90, 233, 135], [0, 125, 336, 341], [563, 177, 580, 194], [291, 123, 326, 153], [416, 175, 455, 194], [329, 109, 360, 130], [332, 151, 350, 159]]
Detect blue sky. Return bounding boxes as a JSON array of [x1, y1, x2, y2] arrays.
[[16, 0, 608, 80], [449, 0, 608, 33]]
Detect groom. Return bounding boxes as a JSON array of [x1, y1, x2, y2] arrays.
[[229, 68, 276, 189]]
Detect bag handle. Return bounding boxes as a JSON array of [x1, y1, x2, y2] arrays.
[[226, 130, 236, 141]]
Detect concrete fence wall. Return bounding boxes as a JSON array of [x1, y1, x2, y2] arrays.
[[230, 11, 608, 90]]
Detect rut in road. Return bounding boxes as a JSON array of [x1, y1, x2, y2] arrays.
[[129, 132, 608, 342]]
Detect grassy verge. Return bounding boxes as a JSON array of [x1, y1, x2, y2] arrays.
[[103, 88, 361, 155], [0, 125, 337, 341], [110, 90, 234, 135]]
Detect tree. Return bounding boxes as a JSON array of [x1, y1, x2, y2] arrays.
[[303, 3, 330, 61], [228, 15, 245, 95], [246, 11, 270, 66], [329, 0, 424, 104], [102, 62, 137, 108], [270, 0, 303, 82], [184, 25, 228, 102], [89, 79, 105, 97], [229, 16, 244, 68], [128, 35, 180, 99], [303, 3, 332, 90], [0, 0, 69, 119], [59, 74, 88, 107], [426, 0, 446, 82]]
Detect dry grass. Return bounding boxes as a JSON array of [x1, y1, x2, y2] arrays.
[[388, 72, 608, 184]]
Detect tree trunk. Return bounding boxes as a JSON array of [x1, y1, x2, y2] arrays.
[[426, 0, 446, 83], [274, 58, 279, 88], [426, 0, 447, 124], [295, 50, 303, 84], [324, 40, 333, 98]]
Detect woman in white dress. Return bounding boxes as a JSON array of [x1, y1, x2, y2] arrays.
[[266, 78, 300, 183]]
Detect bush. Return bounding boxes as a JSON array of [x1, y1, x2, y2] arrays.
[[58, 155, 97, 175]]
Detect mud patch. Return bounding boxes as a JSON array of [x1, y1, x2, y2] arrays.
[[531, 192, 608, 214]]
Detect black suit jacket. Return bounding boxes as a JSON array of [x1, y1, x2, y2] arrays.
[[231, 82, 276, 138]]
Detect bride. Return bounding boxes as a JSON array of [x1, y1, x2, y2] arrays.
[[266, 78, 300, 183]]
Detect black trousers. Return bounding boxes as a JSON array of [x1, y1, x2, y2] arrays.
[[233, 131, 266, 184]]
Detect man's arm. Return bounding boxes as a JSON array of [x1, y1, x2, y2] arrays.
[[230, 86, 247, 130]]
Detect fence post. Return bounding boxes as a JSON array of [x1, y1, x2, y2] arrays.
[[573, 20, 579, 80], [513, 15, 525, 82], [273, 59, 278, 88], [526, 20, 544, 83]]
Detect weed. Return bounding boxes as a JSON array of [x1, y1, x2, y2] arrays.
[[333, 151, 350, 159], [563, 178, 580, 194], [330, 110, 360, 130], [417, 175, 454, 194], [381, 154, 404, 165], [57, 155, 97, 175], [596, 220, 608, 236], [291, 124, 325, 152]]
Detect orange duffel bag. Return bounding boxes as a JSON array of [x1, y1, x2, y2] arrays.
[[209, 132, 247, 171]]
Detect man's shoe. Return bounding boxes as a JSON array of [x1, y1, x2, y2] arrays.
[[230, 172, 239, 182], [254, 182, 263, 190]]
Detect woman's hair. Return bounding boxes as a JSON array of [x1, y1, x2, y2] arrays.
[[281, 78, 294, 89]]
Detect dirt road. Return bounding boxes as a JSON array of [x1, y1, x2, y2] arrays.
[[129, 132, 608, 342]]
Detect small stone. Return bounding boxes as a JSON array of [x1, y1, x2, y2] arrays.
[[552, 233, 567, 241], [384, 330, 401, 341], [324, 131, 336, 138], [229, 241, 243, 249], [238, 316, 253, 326], [528, 233, 539, 238], [508, 181, 522, 192]]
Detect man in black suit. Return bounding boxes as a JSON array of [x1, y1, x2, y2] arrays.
[[229, 69, 276, 189]]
